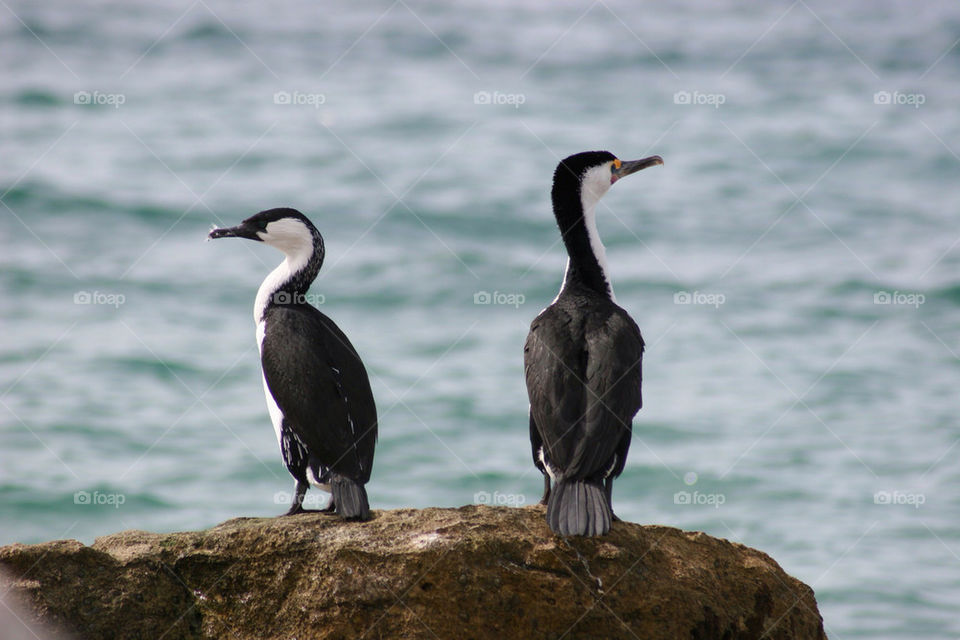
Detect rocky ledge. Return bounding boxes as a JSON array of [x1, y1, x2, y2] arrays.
[[0, 505, 825, 639]]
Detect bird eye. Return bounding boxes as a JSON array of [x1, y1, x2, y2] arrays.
[[257, 220, 269, 231]]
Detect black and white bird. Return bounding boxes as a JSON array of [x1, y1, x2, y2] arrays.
[[209, 208, 377, 520], [525, 151, 662, 537]]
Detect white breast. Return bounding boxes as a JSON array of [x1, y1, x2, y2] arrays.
[[257, 319, 284, 448]]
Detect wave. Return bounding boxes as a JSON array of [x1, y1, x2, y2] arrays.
[[0, 181, 192, 223], [177, 22, 239, 42], [0, 483, 173, 513], [11, 88, 64, 107]]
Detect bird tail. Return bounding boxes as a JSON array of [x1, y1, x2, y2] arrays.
[[331, 475, 371, 521], [546, 478, 612, 537]]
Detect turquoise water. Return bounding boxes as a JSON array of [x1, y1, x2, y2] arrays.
[[2, 1, 959, 636]]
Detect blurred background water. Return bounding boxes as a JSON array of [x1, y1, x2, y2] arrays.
[[1, 0, 959, 636]]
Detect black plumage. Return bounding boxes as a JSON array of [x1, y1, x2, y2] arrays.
[[260, 303, 377, 518], [209, 208, 377, 520], [525, 150, 661, 536]]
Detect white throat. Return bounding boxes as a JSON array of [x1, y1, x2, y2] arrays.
[[552, 206, 617, 303], [549, 162, 621, 305], [253, 244, 313, 324], [579, 197, 616, 302]]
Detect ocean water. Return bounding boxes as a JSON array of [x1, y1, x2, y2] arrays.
[[2, 0, 959, 636]]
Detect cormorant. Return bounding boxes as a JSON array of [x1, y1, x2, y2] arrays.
[[209, 208, 377, 520], [525, 151, 662, 536]]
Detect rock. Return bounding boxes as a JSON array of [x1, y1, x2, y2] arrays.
[[0, 505, 826, 640]]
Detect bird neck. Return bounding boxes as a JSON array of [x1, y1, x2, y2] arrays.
[[254, 230, 325, 323], [553, 187, 616, 302]]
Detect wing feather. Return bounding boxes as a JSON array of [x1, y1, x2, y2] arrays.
[[260, 305, 377, 482], [524, 301, 642, 481]]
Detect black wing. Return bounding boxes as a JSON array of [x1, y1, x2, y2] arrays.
[[260, 304, 377, 483], [524, 301, 642, 481], [575, 308, 643, 478], [524, 304, 584, 474]]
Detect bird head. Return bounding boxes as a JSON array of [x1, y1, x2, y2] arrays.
[[208, 208, 320, 257], [553, 150, 663, 212]]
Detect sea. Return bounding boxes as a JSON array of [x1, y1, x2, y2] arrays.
[[2, 1, 959, 637]]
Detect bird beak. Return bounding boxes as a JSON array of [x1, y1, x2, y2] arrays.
[[612, 155, 664, 182], [208, 223, 261, 241]]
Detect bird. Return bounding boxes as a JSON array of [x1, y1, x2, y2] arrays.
[[208, 208, 377, 520], [524, 150, 662, 536]]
